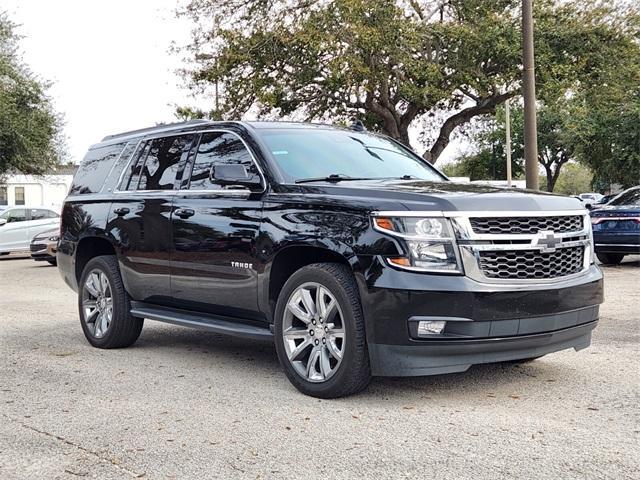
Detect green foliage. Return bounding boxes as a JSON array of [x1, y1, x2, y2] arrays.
[[0, 13, 62, 178], [553, 163, 593, 195], [178, 0, 637, 165]]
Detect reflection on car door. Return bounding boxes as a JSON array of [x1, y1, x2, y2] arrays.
[[170, 131, 264, 320], [107, 134, 195, 305]]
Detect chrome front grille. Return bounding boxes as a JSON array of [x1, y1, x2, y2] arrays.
[[479, 246, 585, 279], [451, 211, 592, 283], [469, 215, 583, 234]]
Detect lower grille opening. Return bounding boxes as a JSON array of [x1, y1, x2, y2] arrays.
[[479, 246, 585, 280]]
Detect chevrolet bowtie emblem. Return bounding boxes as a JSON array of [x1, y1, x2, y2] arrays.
[[532, 230, 561, 253]]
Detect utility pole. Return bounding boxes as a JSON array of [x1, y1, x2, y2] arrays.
[[505, 99, 512, 187], [522, 0, 539, 190]]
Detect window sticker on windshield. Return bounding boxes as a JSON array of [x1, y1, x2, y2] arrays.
[[272, 150, 289, 155]]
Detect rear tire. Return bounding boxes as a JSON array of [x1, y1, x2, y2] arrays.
[[596, 252, 624, 265], [274, 263, 371, 398], [78, 255, 143, 349]]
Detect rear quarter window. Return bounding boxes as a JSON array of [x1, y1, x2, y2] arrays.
[[69, 143, 127, 195]]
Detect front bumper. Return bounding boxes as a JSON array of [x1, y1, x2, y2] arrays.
[[370, 320, 597, 376], [359, 259, 603, 376]]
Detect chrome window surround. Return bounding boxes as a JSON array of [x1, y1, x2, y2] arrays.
[[113, 129, 267, 196], [372, 210, 593, 284]]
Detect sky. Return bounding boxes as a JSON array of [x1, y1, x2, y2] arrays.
[[4, 0, 462, 164], [4, 0, 192, 163]]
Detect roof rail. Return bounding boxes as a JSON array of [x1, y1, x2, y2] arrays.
[[101, 119, 212, 141]]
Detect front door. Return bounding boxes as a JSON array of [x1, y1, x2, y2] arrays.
[[170, 131, 264, 319]]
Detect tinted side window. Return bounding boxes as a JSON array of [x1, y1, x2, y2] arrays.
[[189, 132, 259, 190], [30, 209, 55, 220], [70, 143, 127, 195], [138, 135, 194, 190]]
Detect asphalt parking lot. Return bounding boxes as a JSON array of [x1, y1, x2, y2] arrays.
[[1, 255, 638, 479]]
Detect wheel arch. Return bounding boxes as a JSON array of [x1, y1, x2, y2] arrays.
[[74, 235, 117, 283], [262, 243, 357, 322]]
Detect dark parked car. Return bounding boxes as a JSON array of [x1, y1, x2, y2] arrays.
[[57, 120, 603, 398], [30, 228, 59, 265], [590, 186, 640, 264]]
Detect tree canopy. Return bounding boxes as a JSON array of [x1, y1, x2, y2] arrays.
[[178, 0, 638, 165], [0, 13, 62, 178]]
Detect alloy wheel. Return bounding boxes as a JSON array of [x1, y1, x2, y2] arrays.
[[82, 269, 113, 338], [282, 282, 346, 383]]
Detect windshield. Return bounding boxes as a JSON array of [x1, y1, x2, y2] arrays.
[[609, 187, 640, 206], [257, 128, 446, 183]]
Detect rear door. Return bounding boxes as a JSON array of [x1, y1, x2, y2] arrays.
[[170, 131, 265, 319], [0, 208, 29, 251], [107, 134, 196, 304]]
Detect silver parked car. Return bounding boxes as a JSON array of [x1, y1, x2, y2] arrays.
[[0, 207, 60, 255]]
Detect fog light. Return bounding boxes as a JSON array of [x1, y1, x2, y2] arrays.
[[417, 320, 446, 336]]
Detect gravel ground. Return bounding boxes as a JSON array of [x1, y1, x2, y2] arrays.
[[1, 255, 638, 479]]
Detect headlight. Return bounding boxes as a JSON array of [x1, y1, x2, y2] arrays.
[[48, 235, 59, 242], [373, 216, 463, 273]]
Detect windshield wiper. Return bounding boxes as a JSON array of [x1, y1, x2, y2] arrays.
[[295, 174, 374, 184]]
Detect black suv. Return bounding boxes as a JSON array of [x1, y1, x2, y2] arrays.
[[58, 120, 603, 398]]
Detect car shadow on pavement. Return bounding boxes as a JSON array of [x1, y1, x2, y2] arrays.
[[125, 322, 573, 400]]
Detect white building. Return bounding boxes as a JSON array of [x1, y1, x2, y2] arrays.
[[0, 167, 76, 211]]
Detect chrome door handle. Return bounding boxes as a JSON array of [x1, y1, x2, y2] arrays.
[[174, 208, 195, 219], [113, 207, 130, 216]]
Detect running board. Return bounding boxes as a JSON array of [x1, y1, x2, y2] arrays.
[[130, 304, 273, 341]]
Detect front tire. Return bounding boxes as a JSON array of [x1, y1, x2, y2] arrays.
[[274, 263, 371, 398], [596, 252, 624, 265], [78, 255, 143, 348]]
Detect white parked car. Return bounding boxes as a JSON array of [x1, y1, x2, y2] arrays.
[[0, 207, 60, 255]]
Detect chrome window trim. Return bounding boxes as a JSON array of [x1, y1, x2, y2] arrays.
[[112, 129, 267, 195], [114, 138, 145, 192], [96, 141, 131, 194]]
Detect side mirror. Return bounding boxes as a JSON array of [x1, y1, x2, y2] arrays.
[[210, 164, 262, 190], [0, 218, 6, 226]]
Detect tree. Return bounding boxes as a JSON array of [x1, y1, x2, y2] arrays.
[[553, 163, 593, 196], [0, 13, 62, 178], [178, 0, 635, 164]]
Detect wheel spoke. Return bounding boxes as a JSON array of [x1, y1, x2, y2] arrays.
[[84, 275, 100, 297], [306, 346, 322, 380], [317, 286, 336, 321], [288, 338, 312, 361], [84, 306, 99, 322], [283, 327, 309, 340], [99, 311, 109, 335], [287, 290, 313, 324], [326, 337, 343, 361], [299, 288, 317, 318], [319, 347, 331, 378], [93, 312, 103, 337]]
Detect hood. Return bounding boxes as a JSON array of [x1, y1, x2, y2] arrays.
[[289, 179, 584, 213]]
